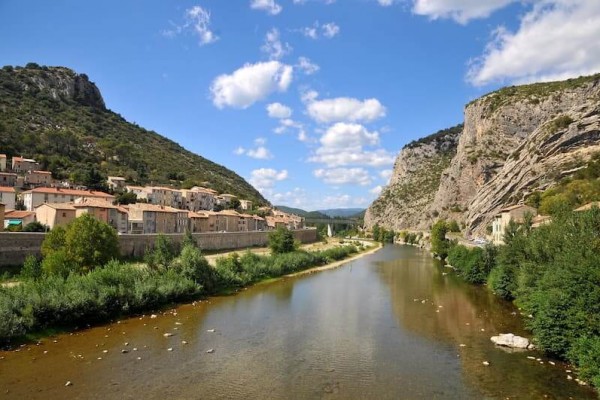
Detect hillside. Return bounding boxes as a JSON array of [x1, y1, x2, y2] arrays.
[[274, 205, 330, 219], [0, 63, 267, 204], [366, 73, 600, 234], [317, 208, 365, 218]]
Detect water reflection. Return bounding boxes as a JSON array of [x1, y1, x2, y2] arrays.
[[0, 245, 595, 399]]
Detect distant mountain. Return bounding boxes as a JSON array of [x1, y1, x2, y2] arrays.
[[0, 64, 267, 204], [317, 208, 366, 218], [274, 206, 329, 219]]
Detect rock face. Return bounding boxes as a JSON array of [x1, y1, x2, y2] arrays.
[[490, 333, 534, 350], [364, 125, 461, 231], [366, 73, 600, 233]]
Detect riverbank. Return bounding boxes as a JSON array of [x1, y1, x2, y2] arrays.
[[0, 241, 374, 346]]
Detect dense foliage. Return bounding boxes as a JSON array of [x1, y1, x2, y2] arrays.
[[0, 64, 266, 204], [371, 224, 395, 243], [430, 220, 450, 259], [442, 208, 600, 388], [268, 227, 298, 254]]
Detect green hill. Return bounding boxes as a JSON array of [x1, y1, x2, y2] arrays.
[[0, 63, 267, 204], [274, 205, 330, 219]]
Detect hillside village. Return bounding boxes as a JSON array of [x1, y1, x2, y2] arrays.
[[0, 153, 304, 234]]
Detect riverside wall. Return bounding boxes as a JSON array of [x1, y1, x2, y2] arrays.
[[0, 229, 318, 267]]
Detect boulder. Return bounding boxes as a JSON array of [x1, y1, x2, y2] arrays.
[[490, 333, 533, 349]]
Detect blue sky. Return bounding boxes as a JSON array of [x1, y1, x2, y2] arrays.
[[1, 0, 599, 210]]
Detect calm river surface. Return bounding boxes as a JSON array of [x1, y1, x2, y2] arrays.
[[0, 245, 595, 399]]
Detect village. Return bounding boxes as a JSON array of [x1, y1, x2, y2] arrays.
[[0, 154, 305, 234]]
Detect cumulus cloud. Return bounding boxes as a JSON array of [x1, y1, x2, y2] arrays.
[[379, 169, 393, 182], [210, 61, 293, 109], [234, 138, 274, 159], [261, 28, 292, 60], [309, 123, 395, 167], [412, 0, 515, 24], [378, 0, 394, 6], [299, 21, 340, 39], [369, 185, 383, 195], [296, 56, 320, 75], [250, 0, 282, 15], [468, 1, 600, 85], [162, 5, 218, 46], [266, 102, 292, 118], [306, 97, 386, 124], [249, 168, 288, 191], [314, 167, 372, 186]]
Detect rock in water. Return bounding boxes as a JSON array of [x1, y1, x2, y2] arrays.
[[490, 333, 532, 349]]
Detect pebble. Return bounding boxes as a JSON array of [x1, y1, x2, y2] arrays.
[[548, 361, 555, 366], [206, 349, 214, 354], [175, 322, 183, 326], [527, 356, 536, 360], [150, 314, 157, 319], [133, 348, 138, 351], [97, 357, 102, 360], [65, 381, 73, 387], [567, 375, 573, 380], [163, 333, 174, 337], [121, 349, 129, 354], [459, 344, 466, 347], [207, 329, 215, 333], [482, 361, 490, 366], [137, 357, 142, 360], [43, 351, 48, 354], [181, 341, 188, 345], [167, 348, 173, 352], [102, 350, 108, 354]]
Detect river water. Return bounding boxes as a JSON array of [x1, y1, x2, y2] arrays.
[[0, 245, 595, 399]]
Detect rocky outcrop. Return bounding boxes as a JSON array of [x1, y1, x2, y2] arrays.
[[367, 73, 600, 233], [364, 126, 461, 231]]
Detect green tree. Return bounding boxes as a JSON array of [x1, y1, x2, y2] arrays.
[[268, 227, 297, 254], [145, 234, 176, 269], [64, 214, 119, 271], [173, 244, 216, 292], [114, 191, 137, 205], [431, 220, 449, 260], [372, 224, 380, 241], [447, 220, 460, 232], [22, 221, 48, 232], [41, 226, 66, 257]]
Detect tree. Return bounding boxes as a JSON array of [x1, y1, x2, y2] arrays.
[[145, 234, 176, 269], [41, 226, 66, 257], [431, 220, 449, 260], [372, 224, 380, 241], [228, 198, 241, 210], [64, 214, 119, 271], [268, 227, 297, 254], [115, 191, 137, 205], [22, 221, 48, 232], [447, 220, 460, 233]]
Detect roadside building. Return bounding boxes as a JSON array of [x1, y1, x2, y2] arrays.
[[24, 170, 53, 187], [126, 203, 188, 234], [216, 210, 241, 232], [4, 210, 36, 230], [0, 172, 17, 187], [11, 156, 39, 173], [0, 187, 16, 210], [35, 203, 77, 229], [107, 176, 127, 191], [492, 204, 537, 245], [21, 187, 114, 211], [72, 198, 129, 234]]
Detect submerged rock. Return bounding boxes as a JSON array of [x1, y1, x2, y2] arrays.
[[491, 333, 534, 349]]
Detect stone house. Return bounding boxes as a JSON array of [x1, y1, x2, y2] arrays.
[[21, 187, 115, 211], [4, 210, 36, 230], [492, 204, 537, 245], [35, 203, 77, 229], [24, 170, 53, 187], [72, 198, 129, 234], [107, 176, 127, 190], [216, 210, 241, 232], [0, 187, 16, 210], [253, 215, 266, 231], [126, 203, 187, 234], [0, 172, 17, 187], [11, 156, 39, 173], [181, 187, 216, 211], [216, 194, 237, 208], [240, 199, 253, 211], [188, 211, 210, 232]]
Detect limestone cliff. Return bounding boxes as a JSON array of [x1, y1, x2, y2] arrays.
[[364, 125, 461, 230], [366, 73, 600, 233]]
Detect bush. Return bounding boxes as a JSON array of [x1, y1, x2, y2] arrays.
[[431, 220, 449, 259], [145, 235, 176, 270], [41, 249, 78, 278], [447, 244, 496, 284], [64, 214, 119, 271], [21, 255, 42, 281], [172, 245, 216, 292], [22, 221, 48, 232], [268, 227, 297, 254]]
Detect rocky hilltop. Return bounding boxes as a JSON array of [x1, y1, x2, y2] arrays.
[[366, 73, 600, 234], [0, 63, 267, 204]]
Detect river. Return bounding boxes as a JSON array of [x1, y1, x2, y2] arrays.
[[0, 245, 595, 399]]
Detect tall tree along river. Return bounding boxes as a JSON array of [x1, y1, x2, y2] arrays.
[[0, 245, 595, 399]]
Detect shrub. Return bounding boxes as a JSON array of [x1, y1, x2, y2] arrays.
[[41, 226, 66, 258], [172, 245, 216, 292], [21, 255, 42, 281], [41, 249, 78, 278], [268, 227, 297, 254], [145, 234, 176, 270], [431, 220, 449, 259], [64, 214, 119, 271], [22, 221, 48, 232]]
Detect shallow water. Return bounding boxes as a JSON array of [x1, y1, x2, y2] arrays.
[[0, 245, 595, 399]]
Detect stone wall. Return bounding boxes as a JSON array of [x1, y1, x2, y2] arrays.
[[0, 229, 318, 267]]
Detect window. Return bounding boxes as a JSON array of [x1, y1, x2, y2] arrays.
[[62, 212, 66, 217]]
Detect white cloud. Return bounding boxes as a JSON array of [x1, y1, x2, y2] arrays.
[[249, 168, 289, 191], [306, 97, 386, 124], [297, 56, 320, 75], [301, 89, 319, 103], [322, 22, 340, 38], [162, 5, 218, 46], [261, 28, 292, 60], [250, 0, 282, 15], [266, 102, 292, 118], [378, 0, 394, 6], [210, 61, 293, 109], [299, 21, 340, 39], [412, 0, 515, 24], [369, 185, 383, 195], [309, 123, 395, 167], [235, 138, 274, 159], [321, 194, 352, 208], [379, 169, 393, 182], [314, 167, 372, 186], [468, 1, 600, 85]]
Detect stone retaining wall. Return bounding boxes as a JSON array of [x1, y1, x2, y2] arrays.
[[0, 229, 318, 267]]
